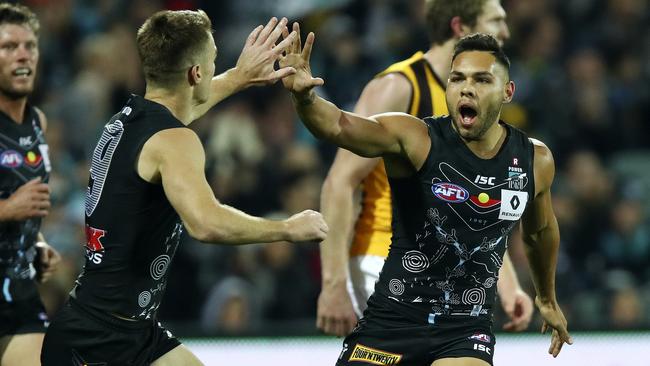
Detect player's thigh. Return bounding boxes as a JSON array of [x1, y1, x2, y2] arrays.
[[431, 357, 491, 366], [0, 333, 44, 366], [151, 344, 204, 366]]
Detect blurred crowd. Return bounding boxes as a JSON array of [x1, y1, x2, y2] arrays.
[[20, 0, 650, 334]]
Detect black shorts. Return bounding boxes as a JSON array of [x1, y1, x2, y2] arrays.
[[336, 301, 496, 366], [41, 298, 180, 366], [0, 296, 49, 337]]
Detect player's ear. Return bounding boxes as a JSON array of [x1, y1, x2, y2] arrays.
[[450, 16, 469, 38], [503, 80, 515, 103], [188, 64, 201, 86]]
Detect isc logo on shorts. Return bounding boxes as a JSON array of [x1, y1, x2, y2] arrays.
[[349, 344, 402, 365], [473, 343, 491, 355]]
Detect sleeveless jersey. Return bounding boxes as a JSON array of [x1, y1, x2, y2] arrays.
[[73, 95, 185, 320], [351, 52, 448, 257], [0, 106, 50, 302], [372, 116, 535, 323]]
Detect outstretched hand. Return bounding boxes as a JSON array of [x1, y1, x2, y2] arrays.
[[536, 297, 573, 357], [234, 17, 298, 87], [279, 22, 324, 96]]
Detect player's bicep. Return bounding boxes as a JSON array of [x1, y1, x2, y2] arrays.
[[521, 188, 550, 237], [522, 141, 557, 237], [335, 112, 406, 157], [150, 130, 218, 238]]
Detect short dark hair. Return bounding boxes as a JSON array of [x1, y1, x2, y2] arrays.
[[452, 33, 510, 71], [0, 2, 40, 35], [136, 10, 212, 86], [425, 0, 487, 45]]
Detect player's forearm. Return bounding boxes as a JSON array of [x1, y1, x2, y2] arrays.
[[0, 199, 9, 221], [319, 177, 355, 286], [292, 90, 343, 141], [190, 204, 287, 245], [497, 252, 522, 298], [523, 216, 560, 303]]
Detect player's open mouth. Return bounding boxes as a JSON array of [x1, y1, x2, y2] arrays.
[[12, 67, 32, 78], [458, 104, 478, 127]]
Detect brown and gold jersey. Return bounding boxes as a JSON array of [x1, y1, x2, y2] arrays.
[[351, 52, 449, 257]]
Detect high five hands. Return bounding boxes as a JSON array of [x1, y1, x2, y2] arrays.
[[279, 22, 324, 97], [234, 17, 298, 86]]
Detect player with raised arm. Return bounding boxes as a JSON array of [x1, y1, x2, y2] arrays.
[[316, 0, 532, 338], [282, 28, 571, 365], [41, 12, 327, 366]]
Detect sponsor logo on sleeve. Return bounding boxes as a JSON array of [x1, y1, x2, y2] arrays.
[[349, 344, 402, 365]]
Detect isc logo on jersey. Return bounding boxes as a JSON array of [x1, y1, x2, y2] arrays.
[[0, 150, 23, 168], [432, 182, 469, 203], [85, 225, 107, 264]]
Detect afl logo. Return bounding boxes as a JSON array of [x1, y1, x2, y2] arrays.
[[432, 182, 469, 203], [0, 150, 23, 168]]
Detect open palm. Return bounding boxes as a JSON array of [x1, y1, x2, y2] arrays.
[[279, 22, 324, 95]]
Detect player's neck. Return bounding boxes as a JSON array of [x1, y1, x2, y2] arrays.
[[144, 86, 192, 125], [0, 95, 28, 124], [423, 39, 456, 85], [462, 121, 507, 159]]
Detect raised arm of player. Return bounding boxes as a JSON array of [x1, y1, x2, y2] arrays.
[[521, 139, 573, 357], [317, 74, 411, 336], [280, 25, 428, 169], [137, 128, 328, 244], [190, 17, 297, 121]]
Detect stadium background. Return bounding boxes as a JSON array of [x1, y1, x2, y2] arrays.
[[18, 0, 650, 363]]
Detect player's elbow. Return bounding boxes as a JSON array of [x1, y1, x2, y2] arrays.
[[521, 231, 539, 247], [322, 172, 354, 198], [183, 216, 224, 243], [184, 220, 212, 242]]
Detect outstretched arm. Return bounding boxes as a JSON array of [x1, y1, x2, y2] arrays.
[[317, 74, 412, 336], [138, 128, 328, 244], [521, 139, 572, 357], [280, 24, 428, 162], [190, 17, 298, 121]]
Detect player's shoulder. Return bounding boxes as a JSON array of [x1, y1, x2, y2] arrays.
[[377, 51, 425, 76], [529, 138, 555, 181], [366, 72, 412, 96], [32, 105, 48, 131], [529, 138, 553, 160], [357, 73, 412, 114], [150, 127, 198, 145]]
